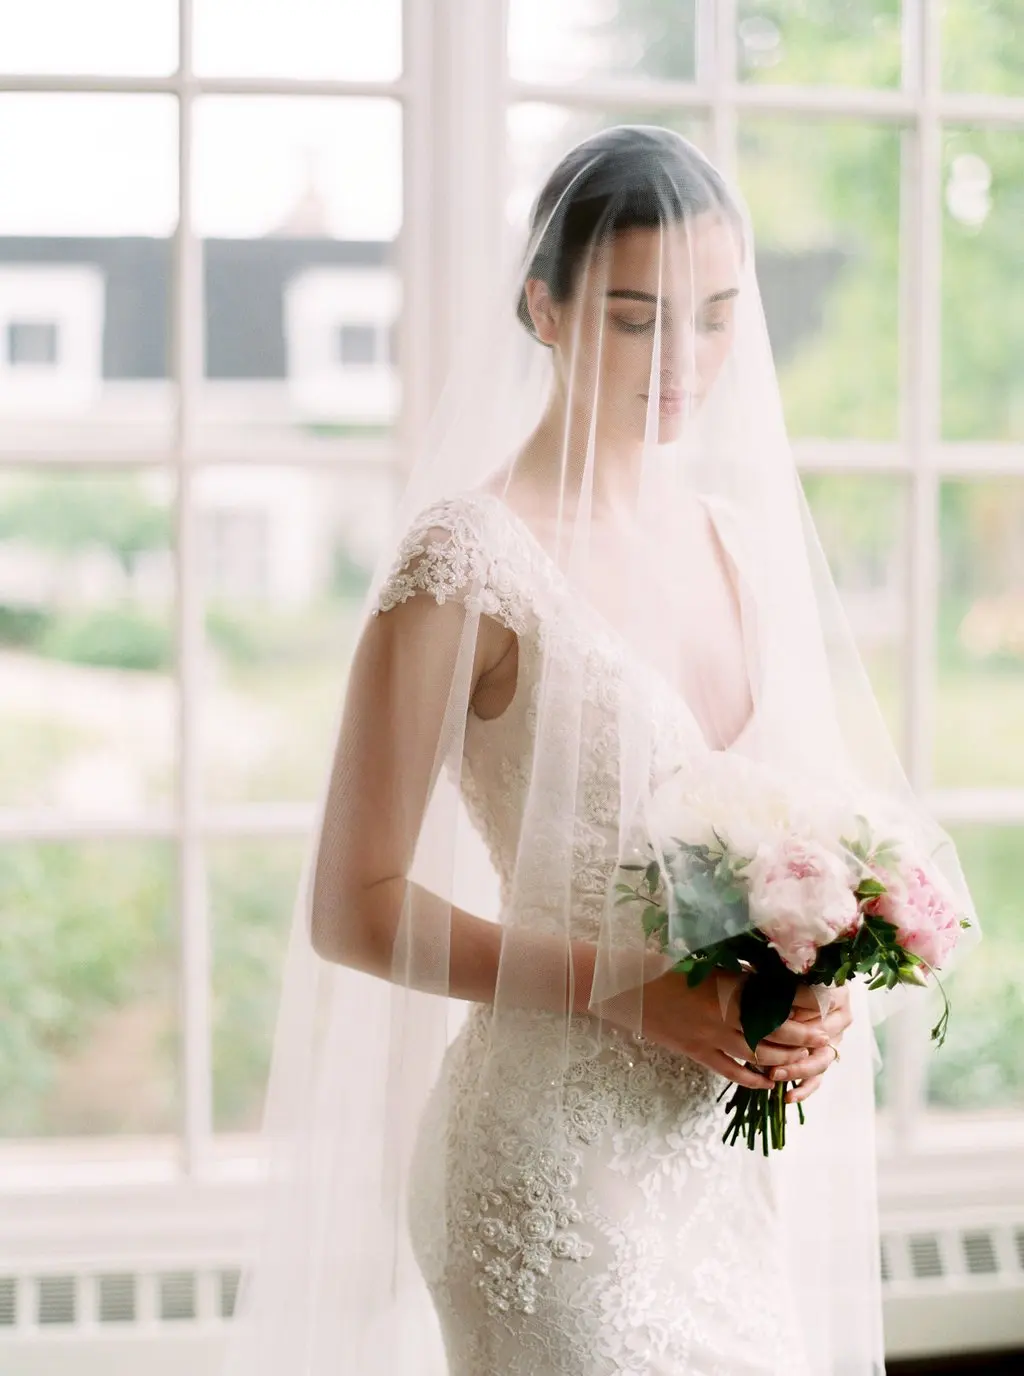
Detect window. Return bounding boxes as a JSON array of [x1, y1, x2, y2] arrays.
[[8, 321, 59, 366], [337, 323, 378, 365], [500, 2, 1024, 1161], [504, 0, 1024, 1153], [2, 0, 1021, 1187], [0, 3, 404, 1169], [202, 506, 271, 601]]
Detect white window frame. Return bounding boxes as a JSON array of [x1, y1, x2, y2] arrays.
[[1, 0, 1022, 1205]]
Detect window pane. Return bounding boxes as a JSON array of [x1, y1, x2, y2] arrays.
[[508, 104, 709, 243], [0, 0, 177, 76], [941, 128, 1024, 442], [193, 98, 402, 451], [935, 478, 1024, 787], [927, 826, 1024, 1111], [802, 474, 908, 753], [0, 841, 177, 1137], [7, 322, 59, 366], [194, 0, 401, 81], [0, 469, 176, 814], [508, 0, 697, 84], [338, 323, 379, 366], [0, 95, 178, 454], [211, 839, 302, 1133], [199, 464, 392, 805], [737, 119, 901, 439], [942, 0, 1024, 95], [737, 1, 901, 88]]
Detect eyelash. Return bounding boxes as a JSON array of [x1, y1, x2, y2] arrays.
[[611, 316, 729, 335]]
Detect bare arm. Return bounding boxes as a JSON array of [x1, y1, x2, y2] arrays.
[[310, 584, 599, 1017]]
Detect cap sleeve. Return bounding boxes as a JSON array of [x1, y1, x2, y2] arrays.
[[372, 496, 529, 635]]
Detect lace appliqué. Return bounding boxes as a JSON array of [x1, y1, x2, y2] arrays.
[[464, 1138, 594, 1317], [372, 497, 528, 634], [432, 1007, 725, 1333]]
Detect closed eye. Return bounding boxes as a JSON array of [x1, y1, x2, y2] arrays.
[[611, 316, 656, 335]]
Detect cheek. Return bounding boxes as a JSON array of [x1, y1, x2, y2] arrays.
[[599, 332, 653, 397], [568, 308, 613, 383], [699, 327, 734, 384]]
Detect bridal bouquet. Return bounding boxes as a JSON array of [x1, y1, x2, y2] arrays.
[[615, 756, 972, 1154]]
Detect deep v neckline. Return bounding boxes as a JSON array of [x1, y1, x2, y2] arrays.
[[467, 489, 762, 754]]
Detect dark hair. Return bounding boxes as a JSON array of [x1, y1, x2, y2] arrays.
[[516, 125, 741, 340]]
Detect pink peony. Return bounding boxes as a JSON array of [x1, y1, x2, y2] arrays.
[[868, 860, 961, 970], [745, 836, 861, 974]]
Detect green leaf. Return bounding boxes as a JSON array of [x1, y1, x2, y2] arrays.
[[739, 971, 798, 1055], [855, 877, 887, 898], [641, 906, 664, 938]]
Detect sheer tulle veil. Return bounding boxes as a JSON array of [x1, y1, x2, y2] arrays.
[[216, 126, 979, 1375]]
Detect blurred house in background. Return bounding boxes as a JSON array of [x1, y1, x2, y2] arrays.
[[0, 213, 847, 608]]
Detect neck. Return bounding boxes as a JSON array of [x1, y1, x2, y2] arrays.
[[512, 394, 644, 518]]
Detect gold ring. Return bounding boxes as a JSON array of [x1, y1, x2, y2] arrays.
[[751, 1045, 760, 1067], [827, 1041, 840, 1064]]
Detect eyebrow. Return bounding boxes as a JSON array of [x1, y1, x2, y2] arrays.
[[606, 287, 740, 306]]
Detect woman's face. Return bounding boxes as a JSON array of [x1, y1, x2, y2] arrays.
[[528, 212, 741, 446]]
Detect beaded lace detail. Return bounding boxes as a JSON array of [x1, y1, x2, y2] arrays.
[[375, 493, 808, 1376]]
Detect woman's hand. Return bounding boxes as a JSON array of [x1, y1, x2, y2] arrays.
[[770, 983, 853, 1104], [632, 968, 834, 1089]]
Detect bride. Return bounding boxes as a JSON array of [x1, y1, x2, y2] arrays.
[[220, 127, 974, 1376]]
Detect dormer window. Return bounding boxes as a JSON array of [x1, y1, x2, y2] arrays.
[[8, 320, 60, 367], [337, 323, 379, 366], [0, 265, 103, 413], [284, 265, 400, 425]]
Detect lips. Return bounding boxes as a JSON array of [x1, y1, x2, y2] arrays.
[[642, 391, 696, 414]]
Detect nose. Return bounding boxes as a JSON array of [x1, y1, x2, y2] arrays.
[[656, 342, 699, 398], [655, 314, 698, 389]]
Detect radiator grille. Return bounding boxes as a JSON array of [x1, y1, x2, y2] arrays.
[[1, 1226, 1022, 1341]]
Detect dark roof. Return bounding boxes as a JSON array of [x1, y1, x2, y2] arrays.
[[0, 236, 837, 380], [0, 236, 394, 381]]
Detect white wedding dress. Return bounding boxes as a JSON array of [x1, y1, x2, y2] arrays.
[[373, 490, 814, 1376]]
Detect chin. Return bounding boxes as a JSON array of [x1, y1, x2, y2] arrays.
[[655, 411, 688, 443]]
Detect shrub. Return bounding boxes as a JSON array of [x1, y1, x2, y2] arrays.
[[38, 607, 172, 672]]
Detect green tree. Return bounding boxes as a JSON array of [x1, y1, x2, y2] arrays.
[[0, 474, 171, 581], [0, 843, 176, 1136]]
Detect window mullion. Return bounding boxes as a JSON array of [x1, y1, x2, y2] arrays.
[[890, 0, 944, 1149], [697, 0, 736, 175], [172, 0, 213, 1177], [419, 0, 507, 432]]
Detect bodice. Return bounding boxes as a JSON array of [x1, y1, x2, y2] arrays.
[[374, 490, 758, 941]]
